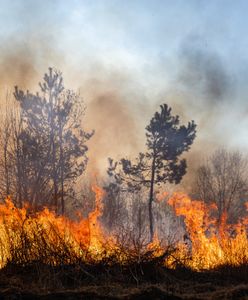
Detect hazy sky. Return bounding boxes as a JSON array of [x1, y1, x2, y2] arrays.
[[1, 0, 248, 177]]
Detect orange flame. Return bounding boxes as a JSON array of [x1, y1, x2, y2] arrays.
[[168, 193, 248, 269], [0, 188, 246, 270]]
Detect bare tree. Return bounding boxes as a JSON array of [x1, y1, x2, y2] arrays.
[[0, 109, 12, 198], [102, 183, 128, 231], [0, 95, 21, 203], [193, 148, 248, 223]]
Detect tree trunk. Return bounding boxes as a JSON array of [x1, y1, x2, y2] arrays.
[[16, 134, 23, 207], [49, 91, 59, 212], [4, 134, 10, 196], [148, 156, 156, 242], [137, 205, 142, 241], [59, 122, 65, 215]]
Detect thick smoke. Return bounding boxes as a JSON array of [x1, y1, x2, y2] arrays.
[[81, 75, 145, 177], [168, 36, 239, 189], [178, 40, 232, 103], [0, 44, 38, 89], [0, 32, 244, 189]]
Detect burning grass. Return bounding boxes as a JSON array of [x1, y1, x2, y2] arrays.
[[0, 186, 247, 271], [0, 186, 246, 298], [168, 193, 248, 270]]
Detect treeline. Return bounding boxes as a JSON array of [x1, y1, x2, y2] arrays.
[[0, 68, 247, 242]]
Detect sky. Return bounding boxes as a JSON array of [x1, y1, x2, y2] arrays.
[[0, 0, 248, 181]]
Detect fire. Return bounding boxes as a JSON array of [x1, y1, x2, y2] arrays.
[[0, 187, 108, 267], [168, 193, 248, 270], [87, 185, 106, 255], [0, 187, 246, 270]]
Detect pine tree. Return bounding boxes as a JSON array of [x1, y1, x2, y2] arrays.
[[108, 104, 196, 241], [13, 68, 93, 212]]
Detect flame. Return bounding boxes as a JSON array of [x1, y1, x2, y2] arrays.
[[87, 185, 105, 255], [167, 193, 248, 270], [0, 188, 246, 270]]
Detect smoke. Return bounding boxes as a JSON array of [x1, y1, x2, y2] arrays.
[[165, 35, 240, 189], [0, 44, 38, 89], [81, 74, 144, 176], [0, 27, 245, 190], [0, 0, 65, 92], [178, 39, 233, 103]]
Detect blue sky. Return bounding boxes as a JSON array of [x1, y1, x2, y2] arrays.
[[0, 0, 248, 173]]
